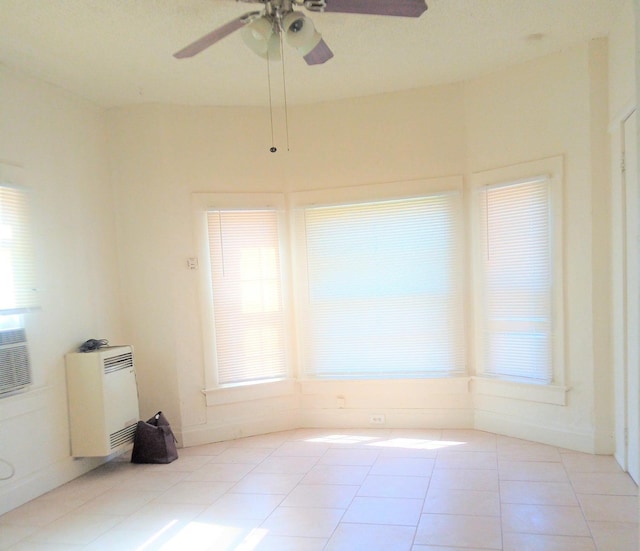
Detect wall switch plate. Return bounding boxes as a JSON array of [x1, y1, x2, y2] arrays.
[[187, 257, 199, 270]]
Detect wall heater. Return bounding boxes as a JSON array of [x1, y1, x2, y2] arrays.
[[65, 345, 139, 457], [0, 328, 31, 396]]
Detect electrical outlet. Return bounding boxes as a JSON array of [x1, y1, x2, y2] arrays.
[[369, 414, 385, 425]]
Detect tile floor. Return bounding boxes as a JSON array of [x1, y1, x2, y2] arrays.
[[0, 429, 638, 550]]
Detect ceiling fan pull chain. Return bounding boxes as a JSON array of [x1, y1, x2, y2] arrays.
[[266, 47, 277, 152], [280, 30, 291, 152]]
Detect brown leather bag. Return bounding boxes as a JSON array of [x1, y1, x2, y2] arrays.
[[131, 411, 178, 464]]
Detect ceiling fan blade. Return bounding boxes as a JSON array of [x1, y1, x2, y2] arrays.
[[321, 0, 427, 17], [303, 38, 334, 65], [174, 15, 251, 59]]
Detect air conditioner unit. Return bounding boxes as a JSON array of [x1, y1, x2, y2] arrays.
[[65, 345, 139, 457], [0, 328, 31, 395]]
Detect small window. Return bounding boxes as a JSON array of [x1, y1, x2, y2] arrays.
[[205, 208, 288, 386], [0, 183, 37, 315], [479, 176, 552, 383], [471, 157, 564, 388]]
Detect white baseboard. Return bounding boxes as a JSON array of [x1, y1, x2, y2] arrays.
[[180, 414, 298, 447], [181, 406, 599, 453], [298, 408, 474, 430], [0, 455, 106, 516], [180, 407, 475, 447], [474, 410, 595, 453]]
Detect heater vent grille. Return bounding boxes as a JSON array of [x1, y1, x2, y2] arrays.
[[109, 423, 137, 449], [103, 352, 133, 375]]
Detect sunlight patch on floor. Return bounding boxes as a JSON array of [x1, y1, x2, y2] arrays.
[[369, 438, 466, 450], [303, 433, 467, 450], [305, 434, 379, 444], [137, 519, 179, 550], [137, 521, 268, 551]]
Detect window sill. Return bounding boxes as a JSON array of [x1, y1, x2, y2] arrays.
[[471, 376, 569, 406], [202, 379, 297, 406]]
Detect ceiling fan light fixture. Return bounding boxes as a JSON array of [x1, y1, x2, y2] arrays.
[[241, 17, 280, 59], [283, 12, 316, 49], [264, 31, 282, 61], [296, 29, 322, 56]]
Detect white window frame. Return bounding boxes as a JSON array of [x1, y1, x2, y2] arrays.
[[470, 156, 567, 404], [290, 176, 466, 381], [192, 193, 294, 404]]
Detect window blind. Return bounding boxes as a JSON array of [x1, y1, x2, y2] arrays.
[[206, 209, 287, 385], [480, 177, 552, 383], [0, 185, 37, 314], [301, 193, 464, 379]]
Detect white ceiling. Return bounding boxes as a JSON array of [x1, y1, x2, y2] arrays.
[[0, 0, 624, 107]]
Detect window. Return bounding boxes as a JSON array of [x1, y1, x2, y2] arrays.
[[295, 188, 465, 379], [473, 157, 563, 387], [479, 177, 551, 382], [0, 183, 37, 315], [204, 206, 288, 386]]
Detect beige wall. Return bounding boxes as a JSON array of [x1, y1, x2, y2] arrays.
[[0, 66, 123, 514], [609, 0, 636, 119]]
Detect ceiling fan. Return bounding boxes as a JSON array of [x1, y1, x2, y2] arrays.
[[174, 0, 428, 66]]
